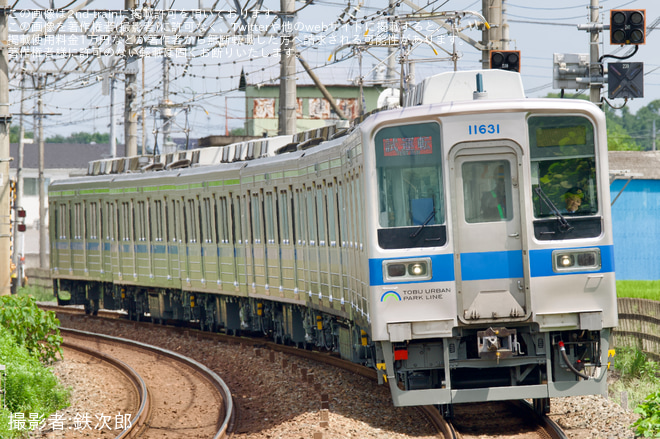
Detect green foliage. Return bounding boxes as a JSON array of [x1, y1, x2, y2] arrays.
[[46, 131, 110, 144], [616, 280, 660, 300], [9, 125, 33, 143], [17, 285, 57, 303], [614, 347, 659, 383], [544, 93, 657, 151], [0, 326, 70, 438], [633, 392, 660, 437], [0, 295, 63, 364]]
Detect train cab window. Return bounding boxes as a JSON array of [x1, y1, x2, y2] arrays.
[[374, 122, 446, 249], [528, 115, 601, 239]]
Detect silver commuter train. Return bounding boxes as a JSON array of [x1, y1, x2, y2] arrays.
[[49, 69, 617, 413]]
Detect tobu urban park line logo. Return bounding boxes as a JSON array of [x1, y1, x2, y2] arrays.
[[380, 291, 402, 302]]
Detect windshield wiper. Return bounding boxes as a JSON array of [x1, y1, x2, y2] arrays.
[[534, 186, 573, 232], [410, 210, 436, 238]]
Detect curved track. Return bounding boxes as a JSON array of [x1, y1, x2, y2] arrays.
[[61, 328, 234, 439], [50, 305, 568, 439]]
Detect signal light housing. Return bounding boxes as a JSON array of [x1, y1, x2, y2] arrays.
[[610, 9, 646, 45], [490, 50, 520, 72]]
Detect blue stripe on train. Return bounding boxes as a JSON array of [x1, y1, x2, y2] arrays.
[[369, 254, 455, 286], [368, 245, 615, 286], [528, 245, 614, 277], [460, 250, 524, 280]]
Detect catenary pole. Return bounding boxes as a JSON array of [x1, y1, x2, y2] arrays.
[[589, 0, 601, 105], [278, 0, 297, 135], [0, 0, 10, 295]]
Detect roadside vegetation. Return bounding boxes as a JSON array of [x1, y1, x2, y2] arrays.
[[612, 280, 660, 436], [0, 295, 69, 438], [617, 280, 660, 301]]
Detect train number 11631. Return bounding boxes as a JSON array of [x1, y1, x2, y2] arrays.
[[468, 124, 500, 135]]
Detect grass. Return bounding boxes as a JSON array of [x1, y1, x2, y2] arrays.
[[16, 285, 57, 303], [616, 280, 660, 300]]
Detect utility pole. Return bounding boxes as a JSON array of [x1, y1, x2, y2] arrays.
[[161, 56, 175, 154], [124, 0, 138, 156], [482, 0, 504, 68], [37, 76, 47, 269], [14, 72, 25, 275], [0, 0, 10, 295], [589, 0, 601, 105], [278, 0, 296, 135], [110, 75, 116, 158], [386, 0, 397, 83]]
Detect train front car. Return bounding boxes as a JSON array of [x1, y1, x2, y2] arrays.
[[364, 70, 616, 413]]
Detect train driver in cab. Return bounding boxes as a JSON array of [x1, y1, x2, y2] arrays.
[[564, 187, 584, 214]]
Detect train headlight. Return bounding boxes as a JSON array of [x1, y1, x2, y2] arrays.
[[553, 249, 601, 273], [409, 262, 427, 276], [384, 258, 432, 282]]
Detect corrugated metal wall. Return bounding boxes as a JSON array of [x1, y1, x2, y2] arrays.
[[610, 179, 660, 280]]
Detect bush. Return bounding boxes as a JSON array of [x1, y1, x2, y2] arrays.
[[633, 392, 660, 437], [0, 326, 70, 438], [0, 295, 63, 364]]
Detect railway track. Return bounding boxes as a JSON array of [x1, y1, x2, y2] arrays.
[[47, 304, 571, 439], [451, 400, 568, 439], [60, 327, 233, 439]]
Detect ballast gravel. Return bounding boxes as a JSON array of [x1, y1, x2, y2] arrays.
[[35, 315, 639, 439]]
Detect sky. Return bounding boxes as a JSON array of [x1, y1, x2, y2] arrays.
[[6, 0, 659, 147]]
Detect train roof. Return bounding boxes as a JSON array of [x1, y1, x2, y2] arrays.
[[70, 70, 604, 185]]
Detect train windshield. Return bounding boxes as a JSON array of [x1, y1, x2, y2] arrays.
[[374, 122, 445, 228], [528, 115, 598, 218]]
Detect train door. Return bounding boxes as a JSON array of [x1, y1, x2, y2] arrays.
[[450, 143, 529, 323], [107, 201, 119, 280], [168, 198, 182, 284], [306, 185, 321, 300], [250, 191, 266, 294], [264, 190, 282, 296], [293, 188, 309, 297], [278, 188, 296, 298]]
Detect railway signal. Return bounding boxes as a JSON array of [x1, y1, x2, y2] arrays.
[[608, 62, 644, 99], [610, 9, 646, 45], [490, 50, 521, 72]]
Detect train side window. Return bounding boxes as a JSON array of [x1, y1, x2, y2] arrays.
[[217, 196, 229, 244], [202, 197, 215, 244], [186, 199, 199, 243], [73, 203, 81, 239], [120, 202, 131, 241], [279, 190, 291, 245], [88, 202, 98, 239], [106, 202, 115, 241], [327, 183, 337, 246], [136, 201, 147, 241], [250, 193, 263, 244], [170, 200, 179, 242], [528, 115, 598, 217], [337, 182, 346, 247], [295, 189, 307, 245], [59, 203, 67, 239], [265, 192, 275, 244], [306, 186, 317, 245], [374, 122, 444, 228], [316, 184, 327, 245], [153, 200, 164, 242]]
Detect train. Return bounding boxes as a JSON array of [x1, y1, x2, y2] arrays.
[[49, 69, 617, 415]]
